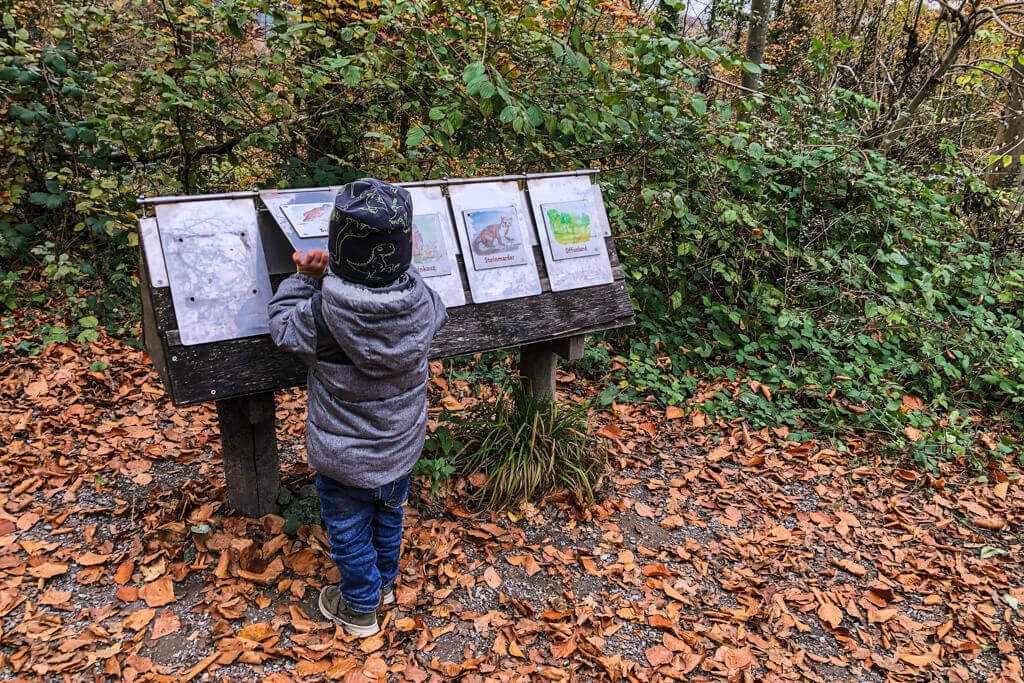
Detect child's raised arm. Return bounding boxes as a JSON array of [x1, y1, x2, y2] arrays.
[[267, 249, 328, 365]]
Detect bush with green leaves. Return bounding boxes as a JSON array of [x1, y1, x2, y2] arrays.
[[606, 86, 1024, 469], [414, 426, 460, 495]]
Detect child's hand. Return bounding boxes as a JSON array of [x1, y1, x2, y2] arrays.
[[293, 249, 329, 280]]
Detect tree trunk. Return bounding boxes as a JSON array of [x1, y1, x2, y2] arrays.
[[987, 36, 1024, 189], [738, 0, 772, 120], [883, 19, 973, 145], [706, 0, 720, 36], [656, 0, 680, 34]]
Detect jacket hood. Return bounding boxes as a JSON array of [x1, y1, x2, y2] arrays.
[[319, 267, 436, 380]]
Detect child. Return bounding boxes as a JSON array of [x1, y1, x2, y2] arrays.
[[268, 178, 448, 637]]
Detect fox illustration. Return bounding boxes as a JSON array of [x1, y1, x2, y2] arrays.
[[302, 203, 331, 222], [472, 216, 514, 252]]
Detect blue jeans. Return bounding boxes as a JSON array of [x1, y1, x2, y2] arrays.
[[316, 473, 410, 613]]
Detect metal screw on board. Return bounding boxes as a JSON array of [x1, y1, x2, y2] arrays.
[[211, 390, 217, 396], [171, 356, 178, 362]]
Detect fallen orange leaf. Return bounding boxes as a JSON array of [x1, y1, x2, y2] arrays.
[[139, 576, 176, 608], [28, 562, 67, 579], [645, 645, 673, 666], [483, 566, 502, 589], [151, 608, 180, 640], [123, 608, 156, 631], [77, 552, 111, 567]]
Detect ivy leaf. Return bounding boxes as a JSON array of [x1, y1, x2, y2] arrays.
[[742, 61, 762, 74], [29, 192, 65, 209]]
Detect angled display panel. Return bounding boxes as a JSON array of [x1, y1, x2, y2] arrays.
[[591, 183, 612, 237], [260, 188, 339, 251], [449, 180, 542, 303], [406, 185, 466, 308], [154, 198, 272, 345], [139, 217, 168, 288], [527, 175, 614, 291]]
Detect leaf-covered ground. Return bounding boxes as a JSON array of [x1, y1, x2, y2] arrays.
[[1, 320, 1022, 681]]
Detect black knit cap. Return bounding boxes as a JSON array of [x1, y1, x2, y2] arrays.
[[327, 178, 413, 286]]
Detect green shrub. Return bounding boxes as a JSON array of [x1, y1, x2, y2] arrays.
[[414, 425, 460, 495], [601, 85, 1024, 468], [447, 385, 606, 511]]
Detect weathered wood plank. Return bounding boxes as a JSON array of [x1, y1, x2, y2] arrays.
[[433, 279, 633, 358], [160, 278, 633, 405], [549, 334, 586, 362], [138, 244, 172, 394], [216, 393, 279, 516]]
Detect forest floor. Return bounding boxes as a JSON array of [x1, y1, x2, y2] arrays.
[[1, 319, 1023, 682]]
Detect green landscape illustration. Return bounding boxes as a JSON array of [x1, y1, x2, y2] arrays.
[[544, 203, 592, 245]]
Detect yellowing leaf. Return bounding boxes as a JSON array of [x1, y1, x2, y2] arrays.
[[238, 622, 275, 641]]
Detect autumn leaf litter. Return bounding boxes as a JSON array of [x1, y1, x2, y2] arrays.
[[0, 326, 1022, 681]]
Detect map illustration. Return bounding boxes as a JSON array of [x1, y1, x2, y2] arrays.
[[155, 198, 272, 345], [463, 206, 528, 271], [412, 213, 453, 277]]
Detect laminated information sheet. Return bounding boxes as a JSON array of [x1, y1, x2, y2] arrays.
[[154, 198, 272, 345], [449, 180, 541, 303], [527, 176, 614, 291], [406, 185, 466, 308], [260, 188, 338, 252]]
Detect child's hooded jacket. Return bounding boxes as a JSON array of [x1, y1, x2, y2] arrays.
[[268, 267, 448, 488]]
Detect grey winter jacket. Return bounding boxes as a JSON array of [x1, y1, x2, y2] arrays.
[[267, 267, 448, 488]]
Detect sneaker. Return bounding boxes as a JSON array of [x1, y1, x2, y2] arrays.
[[318, 585, 379, 637], [381, 582, 395, 606]]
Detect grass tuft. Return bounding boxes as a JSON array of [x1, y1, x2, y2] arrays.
[[448, 384, 606, 510]]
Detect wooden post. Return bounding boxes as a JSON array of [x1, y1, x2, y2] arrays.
[[520, 341, 558, 401], [519, 335, 586, 401], [216, 392, 279, 517]]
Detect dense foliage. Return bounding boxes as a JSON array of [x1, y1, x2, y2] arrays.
[[2, 0, 1022, 467]]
